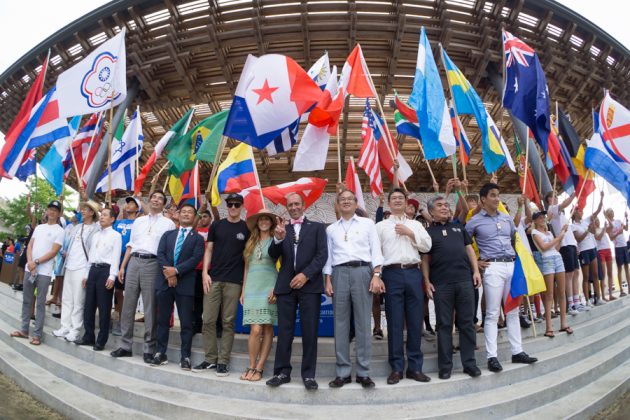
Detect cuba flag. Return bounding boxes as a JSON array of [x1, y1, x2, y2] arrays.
[[408, 27, 456, 160], [502, 30, 550, 155], [223, 54, 321, 150]]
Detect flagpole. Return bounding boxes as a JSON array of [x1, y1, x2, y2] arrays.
[[68, 115, 85, 188], [193, 160, 199, 209], [438, 45, 460, 180], [162, 171, 169, 193], [249, 146, 266, 209], [106, 107, 126, 205], [414, 139, 439, 192], [336, 124, 342, 183], [522, 128, 531, 196], [135, 106, 140, 182], [205, 135, 228, 197]]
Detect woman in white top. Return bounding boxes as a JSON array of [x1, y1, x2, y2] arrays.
[[531, 211, 572, 337], [605, 208, 629, 298], [594, 218, 613, 301]]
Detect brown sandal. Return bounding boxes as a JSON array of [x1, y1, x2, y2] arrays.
[[560, 326, 574, 335], [10, 331, 28, 339], [249, 368, 263, 382], [544, 331, 555, 338], [30, 337, 41, 345], [240, 368, 255, 380]]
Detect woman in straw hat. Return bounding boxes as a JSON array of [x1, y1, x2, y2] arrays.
[[239, 209, 279, 381]]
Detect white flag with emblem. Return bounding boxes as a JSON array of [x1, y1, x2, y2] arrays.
[[55, 29, 126, 118]]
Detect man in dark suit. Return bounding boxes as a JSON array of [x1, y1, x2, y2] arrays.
[[266, 193, 328, 390], [151, 203, 205, 370]]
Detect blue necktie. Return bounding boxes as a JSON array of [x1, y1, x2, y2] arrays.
[[174, 228, 187, 264]]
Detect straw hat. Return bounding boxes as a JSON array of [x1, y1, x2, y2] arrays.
[[246, 208, 278, 232], [81, 200, 101, 216]]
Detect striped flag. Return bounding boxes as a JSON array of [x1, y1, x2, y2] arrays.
[[264, 118, 299, 156], [345, 157, 366, 210], [65, 113, 105, 184], [15, 149, 37, 182], [449, 106, 470, 165], [357, 100, 382, 197]]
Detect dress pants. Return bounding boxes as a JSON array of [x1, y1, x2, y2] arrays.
[[202, 281, 241, 365], [483, 261, 523, 358], [192, 270, 204, 332], [382, 267, 424, 373], [156, 287, 194, 359], [331, 265, 372, 378], [60, 268, 87, 337], [20, 272, 51, 339], [434, 281, 477, 372], [120, 256, 159, 354], [83, 265, 114, 346], [274, 290, 321, 378]]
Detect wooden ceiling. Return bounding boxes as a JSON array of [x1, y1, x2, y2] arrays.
[[1, 0, 629, 195]]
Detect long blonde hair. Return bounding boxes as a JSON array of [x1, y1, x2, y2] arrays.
[[243, 215, 276, 259]]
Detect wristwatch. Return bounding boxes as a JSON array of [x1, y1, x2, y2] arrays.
[[373, 271, 382, 278]]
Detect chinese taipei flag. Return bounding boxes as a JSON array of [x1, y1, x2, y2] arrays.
[[55, 29, 126, 118], [223, 54, 321, 149]]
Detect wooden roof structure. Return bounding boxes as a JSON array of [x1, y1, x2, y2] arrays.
[[1, 0, 629, 194]]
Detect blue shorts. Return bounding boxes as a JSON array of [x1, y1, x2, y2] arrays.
[[537, 254, 565, 275], [616, 246, 630, 266], [579, 248, 598, 266]]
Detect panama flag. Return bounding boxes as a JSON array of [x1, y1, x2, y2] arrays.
[[223, 54, 321, 150], [409, 27, 456, 160], [55, 29, 126, 118], [96, 107, 144, 192], [262, 177, 327, 210]]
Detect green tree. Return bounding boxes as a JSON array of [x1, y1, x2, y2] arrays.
[[0, 177, 73, 238]]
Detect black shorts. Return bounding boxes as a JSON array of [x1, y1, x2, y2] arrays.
[[579, 248, 598, 267], [615, 246, 630, 266], [560, 245, 579, 272]]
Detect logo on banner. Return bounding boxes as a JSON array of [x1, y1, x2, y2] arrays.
[[80, 52, 122, 109]]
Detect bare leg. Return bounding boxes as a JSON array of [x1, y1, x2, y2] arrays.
[[256, 324, 274, 370], [543, 274, 555, 334], [590, 260, 602, 301], [556, 272, 568, 329], [606, 260, 615, 300], [247, 324, 263, 370]]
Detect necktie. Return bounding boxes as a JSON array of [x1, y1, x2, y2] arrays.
[[174, 228, 187, 264]]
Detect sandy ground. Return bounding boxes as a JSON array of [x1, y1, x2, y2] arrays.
[[0, 372, 65, 420]]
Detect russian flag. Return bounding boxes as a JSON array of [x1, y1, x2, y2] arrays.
[[223, 54, 321, 150], [211, 143, 257, 206]]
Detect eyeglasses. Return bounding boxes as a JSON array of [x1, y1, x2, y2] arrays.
[[226, 202, 242, 208]]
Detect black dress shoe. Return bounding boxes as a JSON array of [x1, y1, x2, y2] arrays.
[[74, 338, 95, 346], [487, 357, 503, 372], [387, 371, 403, 385], [406, 371, 431, 382], [110, 348, 132, 358], [512, 352, 538, 364], [303, 378, 318, 390], [143, 353, 154, 364], [150, 352, 168, 366], [52, 313, 61, 319], [329, 376, 351, 388], [463, 366, 482, 377], [355, 376, 375, 389], [438, 370, 451, 380], [93, 344, 104, 351], [266, 373, 291, 387], [180, 358, 192, 370]]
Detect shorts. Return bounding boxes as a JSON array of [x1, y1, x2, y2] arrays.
[[533, 251, 542, 267], [598, 248, 613, 263], [560, 245, 579, 272], [615, 246, 630, 266], [579, 248, 598, 266], [537, 254, 565, 275]]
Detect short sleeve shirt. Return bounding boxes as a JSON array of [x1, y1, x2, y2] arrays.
[[572, 216, 596, 252], [114, 219, 134, 261], [426, 221, 473, 284], [207, 219, 250, 284], [465, 210, 516, 260]]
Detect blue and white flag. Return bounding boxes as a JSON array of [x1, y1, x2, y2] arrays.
[[585, 132, 630, 207], [15, 149, 37, 182], [408, 27, 456, 160], [55, 30, 126, 118], [265, 119, 300, 156], [40, 116, 82, 195], [96, 107, 144, 192]]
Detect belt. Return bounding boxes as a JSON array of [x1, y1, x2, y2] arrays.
[[335, 261, 370, 268], [92, 263, 111, 268], [131, 252, 156, 259], [485, 257, 515, 263], [384, 263, 419, 270]]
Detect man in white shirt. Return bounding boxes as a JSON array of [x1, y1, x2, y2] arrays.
[[605, 208, 629, 297], [111, 191, 176, 363], [545, 192, 585, 313], [324, 190, 384, 389], [376, 188, 432, 385], [53, 200, 100, 342], [11, 201, 65, 345], [75, 207, 122, 350]]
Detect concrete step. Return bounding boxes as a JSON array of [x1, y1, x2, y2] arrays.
[[1, 295, 628, 407], [1, 306, 628, 419], [0, 336, 159, 420], [512, 360, 630, 420]]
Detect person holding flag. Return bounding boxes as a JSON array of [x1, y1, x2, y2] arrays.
[[605, 209, 629, 298], [465, 183, 538, 372]]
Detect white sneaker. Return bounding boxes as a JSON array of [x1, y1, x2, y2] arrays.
[[595, 299, 606, 306], [568, 306, 579, 316], [576, 304, 590, 312], [65, 332, 79, 342], [52, 328, 69, 338]]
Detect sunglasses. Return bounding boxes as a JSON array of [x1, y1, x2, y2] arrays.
[[226, 202, 242, 208]]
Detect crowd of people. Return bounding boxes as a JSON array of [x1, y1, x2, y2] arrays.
[[7, 176, 629, 390]]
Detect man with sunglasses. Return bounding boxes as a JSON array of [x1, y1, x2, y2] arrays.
[[195, 193, 250, 377]]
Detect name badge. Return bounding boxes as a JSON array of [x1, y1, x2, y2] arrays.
[[442, 229, 448, 236]]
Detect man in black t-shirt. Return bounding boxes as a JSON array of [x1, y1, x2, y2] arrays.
[[422, 196, 482, 380], [194, 194, 250, 377]]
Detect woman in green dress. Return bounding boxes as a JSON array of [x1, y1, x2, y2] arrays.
[[240, 209, 279, 381]]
